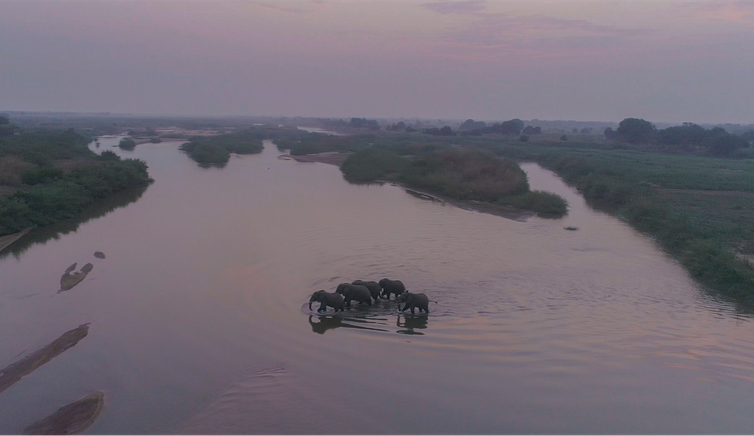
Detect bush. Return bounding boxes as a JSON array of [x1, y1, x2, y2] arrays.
[[0, 159, 151, 236], [118, 137, 136, 150], [99, 150, 120, 160], [341, 148, 410, 182], [497, 191, 568, 217], [21, 167, 64, 185], [180, 129, 264, 165]]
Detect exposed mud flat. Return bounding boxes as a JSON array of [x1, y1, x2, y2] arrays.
[[59, 263, 93, 292], [279, 152, 351, 166], [23, 391, 104, 435], [399, 185, 533, 222], [0, 324, 90, 395], [0, 228, 31, 253]]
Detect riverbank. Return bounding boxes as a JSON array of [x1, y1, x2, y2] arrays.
[[484, 138, 754, 300], [0, 128, 152, 237], [279, 151, 351, 166], [0, 229, 30, 253]]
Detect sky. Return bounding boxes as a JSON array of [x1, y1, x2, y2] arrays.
[[1, 0, 754, 124]]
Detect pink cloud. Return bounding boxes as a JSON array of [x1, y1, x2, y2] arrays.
[[422, 0, 486, 15], [419, 13, 650, 64], [685, 1, 754, 23]]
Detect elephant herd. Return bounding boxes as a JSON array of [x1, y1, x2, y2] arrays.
[[309, 278, 431, 315]]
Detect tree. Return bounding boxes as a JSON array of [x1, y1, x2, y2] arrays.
[[499, 119, 524, 135], [616, 118, 655, 144], [704, 131, 749, 157], [459, 119, 486, 131], [523, 126, 542, 135], [439, 126, 455, 136], [118, 137, 136, 150]]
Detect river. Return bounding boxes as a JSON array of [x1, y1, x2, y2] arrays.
[[1, 137, 754, 434]]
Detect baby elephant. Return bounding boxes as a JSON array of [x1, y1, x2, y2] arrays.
[[397, 292, 430, 314], [378, 278, 405, 300], [335, 283, 372, 308], [351, 280, 381, 301], [309, 290, 345, 313]]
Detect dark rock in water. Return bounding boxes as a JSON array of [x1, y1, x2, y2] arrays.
[[59, 263, 93, 292], [23, 391, 104, 435], [93, 251, 105, 259], [0, 324, 89, 395]]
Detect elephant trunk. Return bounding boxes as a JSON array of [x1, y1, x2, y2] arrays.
[[309, 296, 315, 311]]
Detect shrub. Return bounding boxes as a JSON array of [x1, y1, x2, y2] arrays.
[[118, 137, 136, 150], [21, 167, 64, 185], [497, 191, 568, 217]]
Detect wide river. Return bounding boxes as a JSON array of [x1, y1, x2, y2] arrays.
[[2, 137, 754, 434]]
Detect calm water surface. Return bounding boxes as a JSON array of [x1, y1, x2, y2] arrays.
[[2, 138, 754, 434]]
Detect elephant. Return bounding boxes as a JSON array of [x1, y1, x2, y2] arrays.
[[351, 280, 381, 301], [309, 290, 345, 313], [335, 283, 372, 308], [378, 278, 405, 300], [396, 292, 429, 314]]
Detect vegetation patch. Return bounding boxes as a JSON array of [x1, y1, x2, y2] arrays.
[[179, 129, 265, 165], [483, 137, 754, 300], [340, 145, 566, 217], [0, 126, 151, 236], [118, 137, 136, 150], [497, 191, 568, 217]]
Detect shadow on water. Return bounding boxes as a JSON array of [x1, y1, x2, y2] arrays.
[[308, 315, 388, 334], [396, 314, 428, 335], [0, 185, 149, 260]]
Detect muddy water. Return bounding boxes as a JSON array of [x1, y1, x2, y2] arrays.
[[2, 138, 754, 434]]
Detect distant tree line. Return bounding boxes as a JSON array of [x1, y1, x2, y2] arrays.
[[385, 121, 417, 133], [457, 119, 545, 137], [349, 118, 380, 130], [422, 126, 456, 136], [605, 118, 754, 157]]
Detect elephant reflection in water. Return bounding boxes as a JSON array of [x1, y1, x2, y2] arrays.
[[308, 315, 387, 335], [308, 315, 345, 334], [396, 314, 428, 335]]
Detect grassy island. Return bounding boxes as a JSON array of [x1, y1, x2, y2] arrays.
[[179, 129, 265, 166], [341, 146, 567, 217], [0, 122, 152, 238]]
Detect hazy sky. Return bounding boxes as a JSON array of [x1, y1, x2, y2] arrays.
[[2, 0, 754, 123]]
